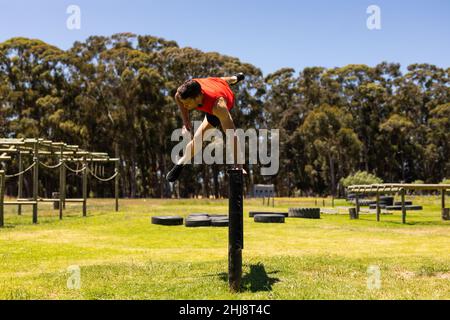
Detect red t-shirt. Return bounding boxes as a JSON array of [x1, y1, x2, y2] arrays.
[[193, 77, 235, 115]]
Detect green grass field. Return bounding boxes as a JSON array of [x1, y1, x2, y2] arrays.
[[0, 197, 449, 300]]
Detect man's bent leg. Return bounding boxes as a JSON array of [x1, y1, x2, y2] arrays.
[[178, 117, 213, 165], [167, 117, 213, 182]]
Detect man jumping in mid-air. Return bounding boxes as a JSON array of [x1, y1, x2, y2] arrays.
[[167, 73, 245, 182]]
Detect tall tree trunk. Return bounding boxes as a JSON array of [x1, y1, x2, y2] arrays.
[[329, 154, 336, 196], [129, 159, 136, 198]]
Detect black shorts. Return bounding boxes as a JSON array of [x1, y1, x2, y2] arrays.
[[206, 113, 221, 128]]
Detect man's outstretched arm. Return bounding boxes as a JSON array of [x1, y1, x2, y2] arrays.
[[175, 92, 192, 132], [221, 73, 245, 86]]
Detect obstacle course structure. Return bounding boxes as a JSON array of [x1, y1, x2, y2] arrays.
[[228, 169, 244, 292], [347, 183, 450, 223], [0, 138, 120, 227]]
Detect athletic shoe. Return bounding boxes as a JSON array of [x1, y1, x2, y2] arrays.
[[167, 164, 185, 182]]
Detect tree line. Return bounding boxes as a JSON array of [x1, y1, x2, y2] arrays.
[[0, 33, 449, 198]]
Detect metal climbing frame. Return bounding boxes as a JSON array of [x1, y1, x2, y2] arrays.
[[347, 183, 450, 224], [0, 138, 120, 227]]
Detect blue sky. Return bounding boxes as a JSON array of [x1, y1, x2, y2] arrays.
[[0, 0, 448, 75]]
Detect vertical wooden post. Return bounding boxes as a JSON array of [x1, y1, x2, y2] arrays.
[[332, 196, 335, 208], [376, 192, 381, 222], [59, 147, 64, 220], [401, 189, 406, 224], [228, 169, 243, 292], [115, 160, 119, 212], [82, 157, 87, 217], [17, 152, 23, 215], [62, 159, 66, 210], [32, 141, 39, 224], [355, 194, 360, 218], [272, 197, 274, 208], [441, 189, 446, 221], [0, 170, 5, 228], [349, 207, 358, 220]]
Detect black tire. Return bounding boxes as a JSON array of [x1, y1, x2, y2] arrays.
[[254, 214, 285, 223], [249, 211, 288, 218], [350, 199, 377, 206], [380, 196, 394, 206], [386, 205, 423, 211], [151, 216, 184, 226], [369, 204, 386, 210], [394, 201, 413, 206], [185, 217, 212, 227], [209, 214, 228, 219], [189, 213, 210, 217], [211, 219, 229, 227], [288, 208, 321, 219]]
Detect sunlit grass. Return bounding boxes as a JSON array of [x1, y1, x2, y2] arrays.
[[0, 196, 448, 299]]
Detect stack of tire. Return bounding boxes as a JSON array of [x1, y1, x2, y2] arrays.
[[352, 199, 377, 206], [288, 208, 321, 219], [185, 213, 229, 227], [151, 213, 228, 227], [380, 196, 394, 206], [250, 211, 287, 224], [249, 211, 288, 218], [151, 216, 184, 226]]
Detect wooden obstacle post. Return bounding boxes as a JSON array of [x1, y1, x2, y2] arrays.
[[115, 159, 119, 212], [349, 207, 358, 220], [59, 147, 64, 220], [401, 189, 406, 224], [442, 189, 448, 221], [82, 157, 88, 217], [228, 169, 243, 292], [32, 141, 39, 224], [17, 152, 23, 216], [62, 158, 66, 210], [376, 192, 381, 222], [355, 194, 360, 217], [0, 170, 5, 227]]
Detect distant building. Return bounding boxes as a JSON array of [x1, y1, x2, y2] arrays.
[[252, 184, 275, 198]]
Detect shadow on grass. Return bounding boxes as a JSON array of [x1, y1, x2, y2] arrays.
[[217, 263, 280, 292], [358, 216, 447, 226]]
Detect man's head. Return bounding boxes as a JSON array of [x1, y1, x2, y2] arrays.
[[177, 80, 203, 110]]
